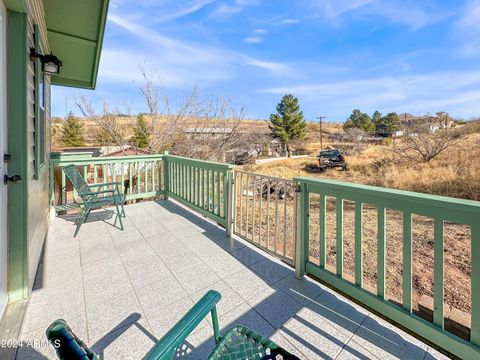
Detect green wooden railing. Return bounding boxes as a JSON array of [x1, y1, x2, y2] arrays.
[[50, 153, 165, 210], [163, 154, 235, 229], [294, 176, 480, 359], [49, 152, 480, 357], [50, 152, 235, 230]]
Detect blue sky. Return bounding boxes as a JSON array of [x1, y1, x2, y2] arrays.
[[52, 0, 480, 122]]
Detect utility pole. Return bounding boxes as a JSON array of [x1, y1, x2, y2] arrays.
[[316, 115, 327, 152]]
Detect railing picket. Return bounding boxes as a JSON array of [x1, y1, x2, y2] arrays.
[[61, 169, 66, 206], [472, 223, 480, 346], [144, 162, 148, 193], [197, 167, 200, 206], [433, 218, 444, 329], [377, 206, 386, 298], [355, 201, 363, 287], [245, 175, 250, 238], [151, 162, 155, 192], [336, 198, 344, 277], [93, 165, 98, 184], [121, 163, 125, 193], [274, 178, 279, 255], [319, 194, 326, 268], [217, 171, 221, 216], [402, 211, 412, 312], [136, 162, 140, 194], [239, 173, 244, 235], [252, 175, 256, 242], [283, 180, 287, 258], [266, 180, 271, 250], [258, 178, 263, 246], [129, 163, 132, 195]]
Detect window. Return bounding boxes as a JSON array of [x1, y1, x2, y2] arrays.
[[33, 24, 46, 179]]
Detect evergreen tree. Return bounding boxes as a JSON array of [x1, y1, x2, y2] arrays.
[[60, 112, 85, 147], [376, 112, 400, 134], [269, 94, 306, 155], [343, 109, 375, 133], [372, 110, 382, 127], [131, 114, 151, 149]]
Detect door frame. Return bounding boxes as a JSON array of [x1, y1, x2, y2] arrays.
[[0, 0, 9, 316], [6, 10, 29, 302]]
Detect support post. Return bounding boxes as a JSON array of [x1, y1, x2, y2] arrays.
[[295, 182, 308, 279], [225, 170, 234, 237], [163, 151, 169, 199]]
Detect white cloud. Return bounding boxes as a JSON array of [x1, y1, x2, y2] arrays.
[[244, 36, 262, 44], [153, 0, 215, 23], [454, 0, 480, 57], [279, 18, 299, 25], [307, 0, 444, 30], [259, 70, 480, 117], [210, 0, 260, 19], [106, 14, 289, 84]]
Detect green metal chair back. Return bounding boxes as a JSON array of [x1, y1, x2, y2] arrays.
[[46, 319, 98, 360], [63, 164, 95, 203]]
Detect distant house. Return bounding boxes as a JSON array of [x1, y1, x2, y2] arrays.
[[100, 145, 152, 157], [184, 128, 233, 138], [396, 114, 453, 137]]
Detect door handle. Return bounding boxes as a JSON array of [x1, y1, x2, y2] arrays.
[[3, 174, 22, 185]]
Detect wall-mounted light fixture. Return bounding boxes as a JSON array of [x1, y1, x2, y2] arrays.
[[30, 48, 63, 75]]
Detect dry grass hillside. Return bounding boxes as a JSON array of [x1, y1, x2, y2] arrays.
[[245, 131, 480, 201], [241, 124, 479, 317]]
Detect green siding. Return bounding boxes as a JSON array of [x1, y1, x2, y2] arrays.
[[6, 8, 52, 302], [26, 14, 51, 291], [6, 10, 29, 302]]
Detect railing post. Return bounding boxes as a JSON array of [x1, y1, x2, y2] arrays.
[[163, 151, 169, 199], [225, 169, 234, 237], [295, 181, 308, 279]]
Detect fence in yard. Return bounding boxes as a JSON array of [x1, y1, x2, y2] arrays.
[[233, 170, 296, 265], [49, 152, 480, 359]]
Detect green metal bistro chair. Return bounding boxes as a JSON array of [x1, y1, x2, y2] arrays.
[[63, 164, 126, 237], [46, 290, 300, 360]]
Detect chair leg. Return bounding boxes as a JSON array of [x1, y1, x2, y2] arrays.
[[115, 202, 124, 230], [74, 208, 90, 237]]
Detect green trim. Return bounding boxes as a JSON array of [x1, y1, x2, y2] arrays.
[[306, 263, 480, 359], [47, 0, 110, 89], [33, 24, 40, 179], [6, 11, 29, 302], [294, 176, 480, 224], [90, 0, 109, 88], [164, 155, 236, 172], [4, 0, 26, 12]]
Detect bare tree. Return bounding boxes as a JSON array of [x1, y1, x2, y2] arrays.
[[137, 71, 245, 161], [75, 97, 130, 153], [345, 127, 367, 155], [395, 119, 463, 162]]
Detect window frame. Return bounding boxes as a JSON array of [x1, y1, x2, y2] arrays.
[[33, 24, 47, 179]]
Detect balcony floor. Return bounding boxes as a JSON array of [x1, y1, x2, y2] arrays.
[[16, 200, 448, 359]]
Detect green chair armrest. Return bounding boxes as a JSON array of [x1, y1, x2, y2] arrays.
[[88, 182, 121, 188], [145, 290, 222, 360], [79, 189, 115, 197]]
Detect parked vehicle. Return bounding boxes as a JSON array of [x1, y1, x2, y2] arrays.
[[317, 149, 347, 171]]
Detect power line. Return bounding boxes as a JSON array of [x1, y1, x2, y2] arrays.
[[316, 116, 327, 151]]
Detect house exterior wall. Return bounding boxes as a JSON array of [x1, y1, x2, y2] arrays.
[[6, 0, 51, 301], [26, 0, 51, 290]]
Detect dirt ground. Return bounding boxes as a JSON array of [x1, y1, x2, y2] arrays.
[[233, 177, 472, 317]]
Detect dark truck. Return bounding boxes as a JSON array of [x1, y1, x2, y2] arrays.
[[317, 149, 347, 171]]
